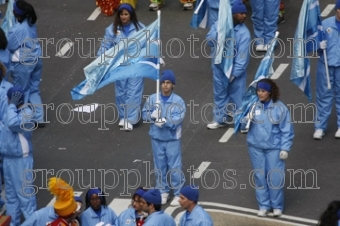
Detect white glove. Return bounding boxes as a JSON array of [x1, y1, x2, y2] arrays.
[[279, 150, 288, 160], [95, 222, 105, 226], [155, 118, 166, 128], [151, 110, 161, 120], [229, 76, 235, 83], [319, 40, 327, 50], [160, 58, 165, 67]]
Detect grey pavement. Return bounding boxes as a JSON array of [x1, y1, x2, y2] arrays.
[[1, 0, 339, 225]]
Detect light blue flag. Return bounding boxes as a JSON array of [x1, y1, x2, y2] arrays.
[[234, 33, 278, 134], [214, 0, 234, 79], [1, 0, 16, 36], [71, 19, 160, 100], [190, 0, 207, 29], [290, 0, 322, 102]]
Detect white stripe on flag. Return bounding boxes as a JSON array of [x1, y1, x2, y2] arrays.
[[309, 0, 319, 10], [137, 61, 160, 69]]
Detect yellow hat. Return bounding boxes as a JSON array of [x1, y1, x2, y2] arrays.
[[48, 177, 77, 217]]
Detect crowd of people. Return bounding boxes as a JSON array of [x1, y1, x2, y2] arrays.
[[0, 0, 340, 225]]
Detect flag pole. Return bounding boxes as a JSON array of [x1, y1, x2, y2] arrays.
[[244, 31, 280, 131], [323, 49, 331, 89], [156, 10, 161, 104], [194, 0, 205, 14]]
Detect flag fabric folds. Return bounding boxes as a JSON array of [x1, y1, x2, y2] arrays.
[[1, 0, 16, 37], [214, 0, 234, 79], [234, 34, 278, 134], [290, 0, 322, 102], [190, 0, 208, 29], [71, 19, 160, 100]]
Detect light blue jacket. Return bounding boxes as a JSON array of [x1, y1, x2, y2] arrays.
[[21, 206, 58, 226], [246, 100, 294, 151], [97, 22, 145, 56], [179, 205, 213, 226], [319, 16, 340, 67], [0, 49, 11, 70], [206, 22, 250, 78], [0, 103, 34, 157], [80, 206, 117, 226], [144, 211, 176, 226], [142, 92, 186, 141], [115, 207, 148, 226], [7, 19, 41, 63]]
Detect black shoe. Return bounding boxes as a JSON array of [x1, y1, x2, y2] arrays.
[[278, 16, 285, 24]]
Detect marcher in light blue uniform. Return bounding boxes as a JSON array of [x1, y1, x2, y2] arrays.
[[1, 86, 36, 226], [242, 79, 294, 217], [206, 0, 250, 129], [0, 28, 11, 72], [20, 197, 82, 226], [141, 189, 176, 226], [7, 0, 44, 125], [250, 0, 280, 51], [142, 70, 186, 206], [115, 188, 148, 226], [80, 188, 117, 226], [0, 63, 13, 210], [97, 3, 145, 131], [178, 185, 213, 226], [313, 1, 340, 140]]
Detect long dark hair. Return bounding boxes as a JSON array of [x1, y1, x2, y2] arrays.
[[85, 188, 108, 209], [14, 0, 37, 25], [0, 28, 7, 50], [317, 201, 340, 226], [257, 78, 280, 103], [113, 4, 141, 35]]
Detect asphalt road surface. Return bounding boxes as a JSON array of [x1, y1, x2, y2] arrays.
[[1, 0, 339, 224]]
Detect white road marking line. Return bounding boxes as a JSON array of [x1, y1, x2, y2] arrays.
[[321, 4, 335, 17], [193, 162, 211, 179], [47, 191, 83, 207], [108, 198, 131, 216], [87, 7, 101, 21], [218, 128, 234, 143], [205, 209, 312, 226], [55, 41, 74, 57], [271, 63, 289, 80]]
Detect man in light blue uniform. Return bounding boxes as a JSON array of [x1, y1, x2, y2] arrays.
[[206, 0, 250, 129], [141, 189, 176, 226], [313, 0, 340, 139], [250, 0, 280, 51], [8, 1, 44, 126], [142, 70, 186, 206], [0, 63, 13, 210], [115, 188, 148, 226], [1, 86, 36, 225], [21, 196, 83, 226], [97, 4, 145, 131], [0, 28, 11, 72], [178, 185, 213, 226]]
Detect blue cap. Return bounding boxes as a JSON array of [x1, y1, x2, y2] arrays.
[[232, 0, 247, 14], [336, 0, 340, 10], [87, 188, 103, 202], [160, 69, 176, 84], [7, 86, 24, 104], [142, 189, 161, 205], [180, 185, 199, 202], [118, 3, 133, 14]]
